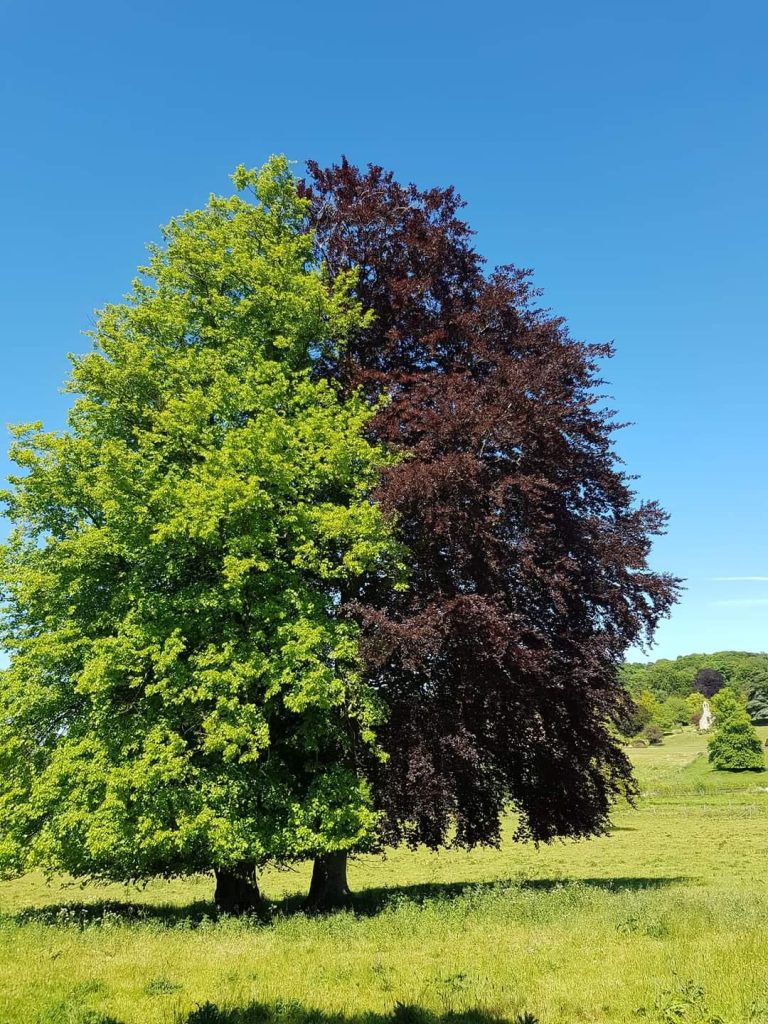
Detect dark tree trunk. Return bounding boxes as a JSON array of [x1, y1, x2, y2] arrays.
[[213, 862, 263, 915], [304, 850, 353, 913]]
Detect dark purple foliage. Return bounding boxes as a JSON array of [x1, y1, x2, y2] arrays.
[[302, 159, 680, 848], [694, 668, 726, 698]]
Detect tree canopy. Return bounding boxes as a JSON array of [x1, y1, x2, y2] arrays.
[[0, 158, 404, 907], [302, 158, 679, 850]]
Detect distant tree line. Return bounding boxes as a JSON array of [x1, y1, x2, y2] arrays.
[[619, 651, 768, 744]]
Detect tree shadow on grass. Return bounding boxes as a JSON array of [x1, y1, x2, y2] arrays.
[[11, 874, 689, 929], [35, 1002, 534, 1024], [518, 875, 688, 893], [10, 897, 221, 928], [179, 1002, 532, 1024], [271, 873, 688, 919]]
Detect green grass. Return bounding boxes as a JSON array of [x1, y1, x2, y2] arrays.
[[2, 729, 768, 1024]]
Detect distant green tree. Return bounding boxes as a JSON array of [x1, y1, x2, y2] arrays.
[[708, 690, 764, 771], [707, 651, 768, 694], [618, 663, 649, 699], [747, 687, 768, 723], [708, 713, 765, 771], [617, 693, 652, 736], [656, 695, 690, 730], [644, 659, 693, 698], [743, 656, 768, 721], [636, 690, 661, 726], [710, 688, 744, 724], [617, 689, 659, 737], [0, 157, 405, 912]]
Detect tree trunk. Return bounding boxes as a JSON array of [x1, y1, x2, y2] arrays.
[[213, 862, 263, 915], [304, 850, 353, 913]]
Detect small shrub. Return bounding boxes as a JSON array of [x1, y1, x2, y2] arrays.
[[643, 724, 664, 745], [617, 912, 668, 937], [144, 977, 182, 996], [630, 739, 648, 748], [651, 979, 724, 1024]]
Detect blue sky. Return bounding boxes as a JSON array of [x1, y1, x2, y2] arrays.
[[1, 0, 766, 661]]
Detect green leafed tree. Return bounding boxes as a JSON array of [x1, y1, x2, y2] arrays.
[[709, 688, 744, 725], [743, 657, 768, 722], [747, 687, 768, 724], [0, 157, 405, 913], [708, 691, 765, 772], [656, 695, 690, 730], [636, 690, 661, 728]]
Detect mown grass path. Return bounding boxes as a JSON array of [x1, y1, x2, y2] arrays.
[[2, 729, 767, 1024]]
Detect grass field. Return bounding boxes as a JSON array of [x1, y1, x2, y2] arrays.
[[2, 729, 768, 1024]]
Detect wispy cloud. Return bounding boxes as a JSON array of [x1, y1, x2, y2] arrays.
[[711, 598, 768, 608], [711, 576, 768, 582]]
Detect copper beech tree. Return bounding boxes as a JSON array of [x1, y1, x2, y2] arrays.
[[301, 159, 679, 908]]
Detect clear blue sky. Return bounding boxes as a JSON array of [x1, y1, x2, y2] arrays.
[[1, 0, 766, 662]]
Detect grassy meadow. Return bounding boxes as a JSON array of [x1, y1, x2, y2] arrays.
[[2, 728, 768, 1024]]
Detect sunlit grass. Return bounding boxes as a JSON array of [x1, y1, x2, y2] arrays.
[[2, 728, 767, 1023]]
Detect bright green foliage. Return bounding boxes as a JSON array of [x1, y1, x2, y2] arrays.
[[621, 690, 696, 738], [710, 688, 744, 725], [619, 689, 662, 738], [616, 662, 648, 698], [636, 690, 660, 726], [655, 695, 690, 730], [622, 672, 763, 738], [708, 716, 765, 771], [0, 157, 405, 882], [685, 691, 704, 721], [708, 691, 764, 771]]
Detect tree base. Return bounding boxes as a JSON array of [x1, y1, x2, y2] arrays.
[[304, 851, 353, 913], [214, 863, 264, 916]]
